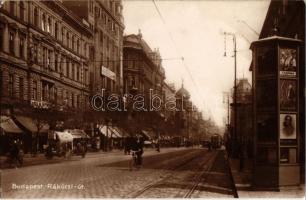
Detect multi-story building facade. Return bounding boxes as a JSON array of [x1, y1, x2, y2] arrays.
[[162, 82, 176, 136], [229, 78, 253, 157], [0, 0, 93, 153], [61, 1, 125, 151], [175, 83, 192, 139], [123, 31, 166, 136], [123, 31, 165, 101], [62, 0, 124, 95]]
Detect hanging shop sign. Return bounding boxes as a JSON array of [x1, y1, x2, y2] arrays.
[[101, 66, 116, 81]]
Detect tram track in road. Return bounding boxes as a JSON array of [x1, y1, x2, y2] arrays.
[[182, 152, 217, 198], [126, 149, 216, 198], [183, 150, 238, 198]]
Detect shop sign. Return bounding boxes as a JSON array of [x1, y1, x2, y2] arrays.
[[101, 66, 116, 81], [30, 100, 50, 109]]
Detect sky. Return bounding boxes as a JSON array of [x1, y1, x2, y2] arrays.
[[123, 0, 270, 127]]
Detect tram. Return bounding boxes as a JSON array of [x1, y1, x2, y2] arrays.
[[211, 134, 222, 149]]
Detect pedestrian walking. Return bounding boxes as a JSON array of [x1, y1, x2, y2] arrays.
[[9, 140, 23, 168]]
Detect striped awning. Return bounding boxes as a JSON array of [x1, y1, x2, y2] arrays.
[[15, 116, 49, 133], [65, 129, 89, 139], [0, 116, 23, 134], [109, 127, 122, 138]]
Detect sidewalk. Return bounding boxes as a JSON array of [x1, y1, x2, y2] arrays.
[[228, 157, 305, 198]]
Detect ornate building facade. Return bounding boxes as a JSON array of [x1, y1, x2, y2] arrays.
[[62, 0, 125, 95], [0, 0, 93, 153], [123, 31, 166, 136]]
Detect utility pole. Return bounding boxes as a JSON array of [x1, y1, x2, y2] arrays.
[[224, 32, 238, 158]]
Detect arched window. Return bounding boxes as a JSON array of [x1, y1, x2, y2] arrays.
[[42, 14, 46, 31], [9, 32, 14, 55], [66, 32, 69, 47], [72, 35, 75, 51], [76, 39, 80, 54], [0, 28, 3, 51], [34, 7, 38, 26], [47, 17, 51, 33], [19, 2, 25, 21], [10, 1, 15, 16], [61, 27, 65, 42], [55, 22, 58, 39]]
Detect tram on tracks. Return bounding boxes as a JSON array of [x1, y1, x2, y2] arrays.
[[210, 134, 222, 149]]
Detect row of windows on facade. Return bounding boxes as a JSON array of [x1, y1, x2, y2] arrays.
[[126, 75, 162, 92], [95, 6, 121, 38], [7, 1, 90, 58], [91, 0, 122, 19], [99, 30, 120, 56], [0, 28, 89, 85], [125, 59, 163, 88], [6, 74, 87, 109], [40, 47, 89, 84], [101, 76, 117, 92]]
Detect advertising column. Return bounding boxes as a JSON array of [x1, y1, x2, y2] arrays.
[[251, 36, 301, 189]]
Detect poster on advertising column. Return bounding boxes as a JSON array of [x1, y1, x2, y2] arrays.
[[280, 48, 297, 77], [280, 80, 297, 111], [280, 114, 296, 139]]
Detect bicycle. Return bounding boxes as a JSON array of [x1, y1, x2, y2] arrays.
[[129, 150, 141, 170], [6, 150, 24, 168]]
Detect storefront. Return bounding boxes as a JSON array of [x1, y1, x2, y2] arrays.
[[0, 116, 24, 154], [14, 116, 49, 153]]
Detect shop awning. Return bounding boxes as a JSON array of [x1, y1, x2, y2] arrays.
[[55, 131, 73, 143], [110, 129, 118, 138], [0, 116, 23, 134], [65, 129, 89, 139], [109, 127, 123, 138], [141, 130, 151, 140], [120, 128, 131, 137], [15, 116, 49, 133], [114, 127, 126, 138], [147, 130, 156, 139], [98, 125, 112, 138]]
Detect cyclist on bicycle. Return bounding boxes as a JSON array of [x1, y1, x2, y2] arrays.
[[130, 135, 144, 168]]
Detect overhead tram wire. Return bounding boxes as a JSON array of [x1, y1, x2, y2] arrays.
[[152, 0, 206, 105]]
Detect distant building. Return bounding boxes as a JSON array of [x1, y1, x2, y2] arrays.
[[230, 78, 253, 157], [162, 81, 176, 136], [123, 31, 165, 100], [175, 83, 192, 139], [123, 31, 166, 136]]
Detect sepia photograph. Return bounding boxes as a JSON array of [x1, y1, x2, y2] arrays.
[[280, 113, 296, 140], [0, 0, 305, 199]]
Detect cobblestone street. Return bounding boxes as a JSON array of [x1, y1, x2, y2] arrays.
[[1, 148, 236, 198]]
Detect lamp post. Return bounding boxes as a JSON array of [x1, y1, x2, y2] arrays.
[[223, 32, 238, 158]]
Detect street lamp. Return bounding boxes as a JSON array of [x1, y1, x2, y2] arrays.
[[223, 32, 238, 158]]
